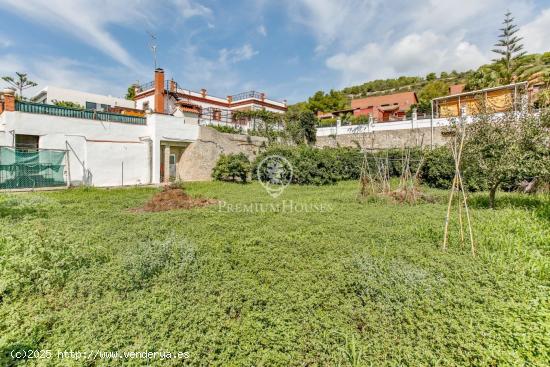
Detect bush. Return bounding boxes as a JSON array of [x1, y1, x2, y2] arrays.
[[251, 144, 536, 191], [419, 146, 455, 189], [253, 145, 363, 185], [212, 153, 251, 183]]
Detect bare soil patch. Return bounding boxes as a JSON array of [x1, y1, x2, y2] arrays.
[[133, 186, 217, 212]]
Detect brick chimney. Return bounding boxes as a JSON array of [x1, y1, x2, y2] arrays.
[[227, 95, 233, 104], [2, 88, 16, 112], [169, 79, 176, 93], [200, 88, 207, 98], [154, 68, 165, 113], [260, 92, 265, 102]]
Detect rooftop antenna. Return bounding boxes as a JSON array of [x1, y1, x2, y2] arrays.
[[147, 31, 158, 69]]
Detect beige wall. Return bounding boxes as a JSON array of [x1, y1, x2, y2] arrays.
[[315, 126, 450, 150]]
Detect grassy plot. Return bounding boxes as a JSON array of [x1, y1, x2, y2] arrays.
[[0, 182, 548, 366]]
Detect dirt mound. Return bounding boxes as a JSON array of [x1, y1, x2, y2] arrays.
[[388, 188, 435, 204], [134, 186, 217, 212]]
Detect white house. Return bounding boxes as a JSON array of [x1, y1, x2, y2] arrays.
[[0, 88, 201, 188], [0, 68, 288, 190], [134, 69, 287, 129], [32, 86, 135, 111]]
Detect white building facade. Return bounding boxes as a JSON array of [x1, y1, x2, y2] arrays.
[[134, 69, 287, 130], [0, 69, 289, 189], [0, 88, 200, 188]]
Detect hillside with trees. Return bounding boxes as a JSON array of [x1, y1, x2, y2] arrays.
[[291, 12, 550, 115]]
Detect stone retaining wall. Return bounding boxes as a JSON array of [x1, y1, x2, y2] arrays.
[[179, 127, 267, 181], [315, 126, 450, 149]]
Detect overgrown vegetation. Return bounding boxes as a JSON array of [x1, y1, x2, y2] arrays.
[[0, 183, 548, 366], [52, 100, 84, 109], [209, 124, 244, 134]]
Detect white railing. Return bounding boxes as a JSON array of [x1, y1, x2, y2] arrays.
[[316, 117, 454, 136]]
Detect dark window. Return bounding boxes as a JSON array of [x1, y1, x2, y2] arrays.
[[100, 104, 110, 111], [86, 101, 97, 110], [142, 101, 150, 110], [213, 109, 221, 121], [15, 135, 39, 150]]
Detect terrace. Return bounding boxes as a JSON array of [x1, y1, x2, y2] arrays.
[[135, 81, 286, 107], [15, 100, 147, 125]]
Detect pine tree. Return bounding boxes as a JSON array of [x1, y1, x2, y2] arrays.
[[492, 11, 526, 84], [1, 72, 38, 99]]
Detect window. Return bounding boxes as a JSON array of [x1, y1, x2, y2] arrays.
[[100, 104, 110, 111], [142, 101, 150, 111], [213, 109, 221, 121], [86, 101, 97, 110], [15, 135, 39, 150]]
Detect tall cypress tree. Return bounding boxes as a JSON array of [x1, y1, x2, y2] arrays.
[[492, 11, 526, 84]]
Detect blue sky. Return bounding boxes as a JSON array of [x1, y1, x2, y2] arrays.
[[0, 0, 549, 103]]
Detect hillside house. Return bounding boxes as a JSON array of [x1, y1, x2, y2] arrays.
[[433, 82, 528, 118], [351, 91, 418, 122]]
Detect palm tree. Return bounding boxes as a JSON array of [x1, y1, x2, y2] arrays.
[[1, 72, 38, 99], [492, 11, 526, 84]]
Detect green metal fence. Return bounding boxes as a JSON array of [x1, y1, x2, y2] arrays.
[[0, 147, 66, 189], [16, 101, 147, 125]]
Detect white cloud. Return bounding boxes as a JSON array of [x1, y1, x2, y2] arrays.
[[180, 44, 241, 95], [257, 25, 267, 36], [219, 44, 258, 64], [0, 0, 151, 72], [326, 32, 488, 86], [286, 0, 380, 50], [289, 0, 540, 87], [0, 53, 135, 98], [0, 37, 11, 48], [172, 0, 212, 19], [519, 9, 550, 54]]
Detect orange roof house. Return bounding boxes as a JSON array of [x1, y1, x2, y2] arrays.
[[351, 91, 418, 122], [449, 84, 465, 95]]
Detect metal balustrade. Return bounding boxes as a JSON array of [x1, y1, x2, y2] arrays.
[[15, 101, 147, 125], [231, 91, 263, 101]]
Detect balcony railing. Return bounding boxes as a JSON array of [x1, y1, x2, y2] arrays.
[[137, 81, 154, 92], [16, 101, 146, 125], [231, 91, 263, 102]]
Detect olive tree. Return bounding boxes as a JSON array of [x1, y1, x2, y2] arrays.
[[459, 110, 550, 208]]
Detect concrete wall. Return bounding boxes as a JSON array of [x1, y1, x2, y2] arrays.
[[179, 126, 267, 181]]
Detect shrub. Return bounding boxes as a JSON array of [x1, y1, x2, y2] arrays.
[[212, 153, 251, 183], [253, 145, 363, 185], [419, 146, 455, 189], [209, 125, 243, 134]]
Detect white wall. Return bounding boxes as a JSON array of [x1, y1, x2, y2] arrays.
[[0, 110, 201, 187], [315, 117, 456, 137], [33, 86, 134, 109]]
